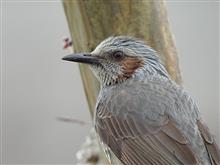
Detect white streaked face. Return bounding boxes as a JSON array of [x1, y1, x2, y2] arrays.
[[90, 49, 142, 85]]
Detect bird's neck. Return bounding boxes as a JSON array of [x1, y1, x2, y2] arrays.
[[100, 71, 126, 87], [101, 61, 169, 87], [133, 59, 169, 80]]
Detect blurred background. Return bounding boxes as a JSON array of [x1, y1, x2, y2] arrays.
[[1, 0, 219, 164]]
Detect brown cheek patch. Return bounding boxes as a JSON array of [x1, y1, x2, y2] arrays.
[[121, 57, 144, 78]]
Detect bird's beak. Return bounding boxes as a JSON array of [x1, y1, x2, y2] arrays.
[[62, 53, 100, 65]]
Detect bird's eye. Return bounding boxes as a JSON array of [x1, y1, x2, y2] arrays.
[[112, 51, 125, 60]]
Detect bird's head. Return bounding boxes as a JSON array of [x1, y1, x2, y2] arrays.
[[63, 36, 169, 86]]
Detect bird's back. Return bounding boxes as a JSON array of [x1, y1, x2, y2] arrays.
[[95, 76, 220, 165]]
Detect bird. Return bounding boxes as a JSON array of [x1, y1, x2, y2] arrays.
[[62, 36, 220, 165]]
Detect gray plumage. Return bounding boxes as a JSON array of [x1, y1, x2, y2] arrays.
[[63, 36, 220, 165], [96, 76, 214, 165]]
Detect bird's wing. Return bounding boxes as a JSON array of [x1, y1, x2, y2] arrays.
[[197, 119, 220, 164], [95, 80, 219, 165], [96, 114, 196, 165]]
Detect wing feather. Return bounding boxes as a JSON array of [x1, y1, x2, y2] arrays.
[[161, 120, 188, 144], [155, 129, 198, 164], [197, 119, 220, 165], [96, 112, 198, 164]]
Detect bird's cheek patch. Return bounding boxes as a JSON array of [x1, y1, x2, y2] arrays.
[[120, 57, 144, 78]]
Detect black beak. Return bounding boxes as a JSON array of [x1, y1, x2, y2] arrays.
[[62, 53, 100, 65]]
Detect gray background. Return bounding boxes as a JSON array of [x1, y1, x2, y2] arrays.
[[1, 1, 219, 164]]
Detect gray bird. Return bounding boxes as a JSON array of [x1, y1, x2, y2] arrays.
[[63, 36, 220, 165]]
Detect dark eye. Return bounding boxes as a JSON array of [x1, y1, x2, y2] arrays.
[[112, 51, 125, 60]]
